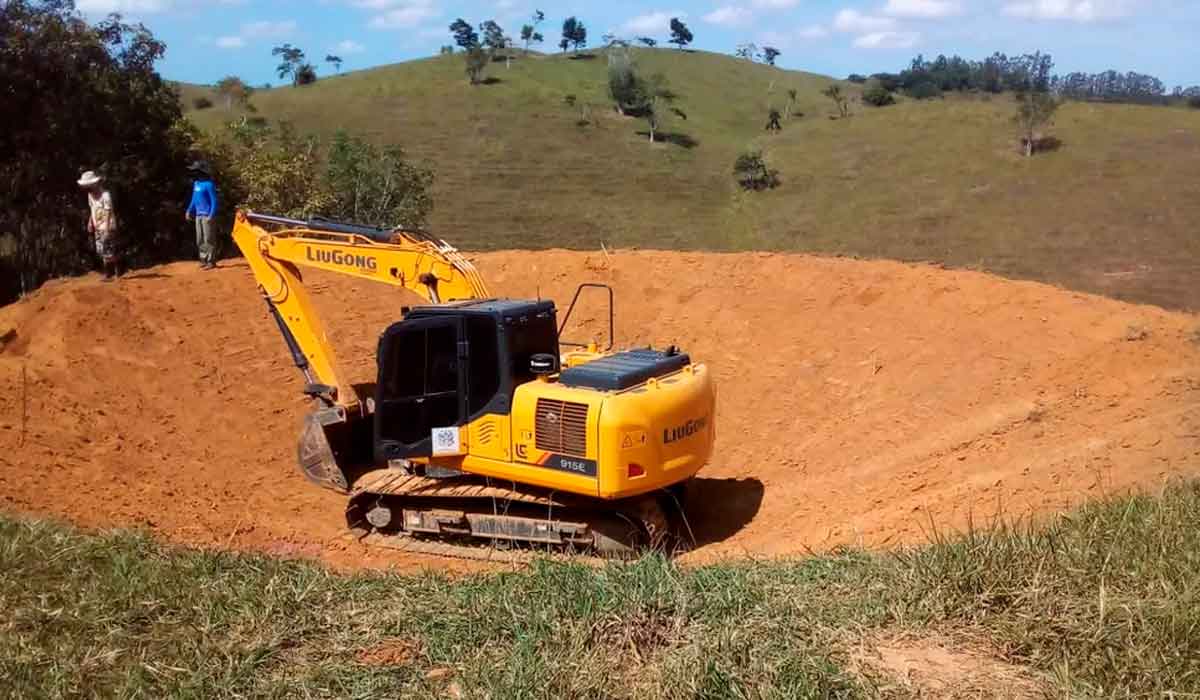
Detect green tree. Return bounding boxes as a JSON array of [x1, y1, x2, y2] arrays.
[[0, 1, 195, 301], [735, 43, 760, 61], [562, 17, 586, 53], [450, 19, 487, 83], [668, 18, 692, 49], [464, 46, 489, 84], [480, 20, 510, 68], [643, 72, 681, 142], [822, 84, 850, 118], [765, 108, 782, 132], [862, 81, 896, 106], [521, 10, 545, 53], [222, 122, 331, 218], [325, 54, 343, 73], [637, 37, 657, 47], [607, 46, 643, 115], [1014, 90, 1060, 156], [294, 63, 317, 86], [449, 18, 479, 49], [325, 131, 434, 228], [215, 75, 253, 111], [271, 43, 306, 84], [760, 46, 781, 66], [734, 150, 780, 191]]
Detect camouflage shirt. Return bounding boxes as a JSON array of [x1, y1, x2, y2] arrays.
[[88, 190, 117, 238]]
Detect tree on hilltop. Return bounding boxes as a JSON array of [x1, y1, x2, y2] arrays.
[[521, 10, 545, 53], [668, 18, 692, 50], [562, 16, 587, 54], [449, 18, 478, 50], [480, 20, 511, 68], [272, 44, 307, 84]]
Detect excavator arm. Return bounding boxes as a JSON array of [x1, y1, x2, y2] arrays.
[[232, 210, 489, 413]]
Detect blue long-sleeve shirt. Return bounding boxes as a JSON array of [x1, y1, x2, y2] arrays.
[[187, 179, 218, 218]]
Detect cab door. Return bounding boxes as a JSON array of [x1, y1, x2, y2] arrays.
[[374, 316, 467, 461]]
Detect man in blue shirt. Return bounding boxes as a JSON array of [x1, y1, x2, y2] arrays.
[[186, 161, 219, 270]]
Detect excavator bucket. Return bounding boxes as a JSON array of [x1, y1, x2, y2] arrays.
[[297, 406, 373, 493]]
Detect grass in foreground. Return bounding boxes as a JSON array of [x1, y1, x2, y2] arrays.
[[3, 482, 1199, 698]]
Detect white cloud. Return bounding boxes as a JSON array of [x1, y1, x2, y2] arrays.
[[620, 10, 687, 35], [76, 0, 171, 12], [833, 8, 896, 32], [882, 0, 963, 18], [240, 20, 299, 39], [335, 40, 366, 53], [853, 30, 920, 48], [213, 19, 297, 51], [758, 24, 830, 47], [368, 0, 439, 29], [1002, 0, 1131, 21], [703, 6, 753, 26]]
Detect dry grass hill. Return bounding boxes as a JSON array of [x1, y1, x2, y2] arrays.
[[181, 48, 1200, 310]]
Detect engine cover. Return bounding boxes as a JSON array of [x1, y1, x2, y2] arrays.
[[559, 348, 691, 391]]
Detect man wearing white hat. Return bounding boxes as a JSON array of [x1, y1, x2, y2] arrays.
[[78, 171, 122, 281]]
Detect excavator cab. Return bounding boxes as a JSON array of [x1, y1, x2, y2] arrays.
[[374, 299, 559, 462]]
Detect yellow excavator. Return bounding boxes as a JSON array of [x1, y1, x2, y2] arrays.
[[232, 210, 715, 559]]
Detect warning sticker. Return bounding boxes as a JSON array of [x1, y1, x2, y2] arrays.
[[621, 431, 647, 450]]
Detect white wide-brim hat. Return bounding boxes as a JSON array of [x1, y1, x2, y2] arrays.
[[77, 171, 103, 187]]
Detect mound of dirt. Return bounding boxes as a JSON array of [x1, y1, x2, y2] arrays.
[[1, 252, 1199, 571]]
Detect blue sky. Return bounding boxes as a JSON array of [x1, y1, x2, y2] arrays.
[[76, 0, 1200, 88]]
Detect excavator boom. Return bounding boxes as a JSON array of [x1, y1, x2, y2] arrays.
[[232, 210, 488, 411]]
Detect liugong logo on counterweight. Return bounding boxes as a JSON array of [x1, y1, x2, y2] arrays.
[[663, 415, 709, 444]]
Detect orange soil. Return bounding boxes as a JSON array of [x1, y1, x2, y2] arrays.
[[2, 251, 1199, 572]]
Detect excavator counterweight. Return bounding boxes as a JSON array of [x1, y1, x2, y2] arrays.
[[232, 210, 715, 559]]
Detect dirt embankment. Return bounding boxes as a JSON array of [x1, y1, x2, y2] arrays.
[[2, 251, 1199, 571]]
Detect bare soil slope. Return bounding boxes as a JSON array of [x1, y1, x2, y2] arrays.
[[2, 251, 1199, 571]]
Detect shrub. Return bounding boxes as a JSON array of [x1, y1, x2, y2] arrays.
[[733, 150, 780, 191], [192, 96, 214, 110], [1189, 96, 1200, 109], [847, 73, 868, 84], [294, 64, 317, 86], [907, 81, 942, 100], [203, 121, 434, 228], [872, 72, 902, 92], [861, 83, 895, 107], [325, 131, 433, 228]]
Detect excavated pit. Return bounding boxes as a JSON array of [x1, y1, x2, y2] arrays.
[[2, 250, 1199, 571]]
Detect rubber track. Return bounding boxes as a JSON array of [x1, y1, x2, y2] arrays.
[[352, 469, 569, 506], [358, 531, 606, 567]]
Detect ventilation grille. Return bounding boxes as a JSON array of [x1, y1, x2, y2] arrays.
[[478, 420, 497, 445], [535, 399, 589, 458]]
